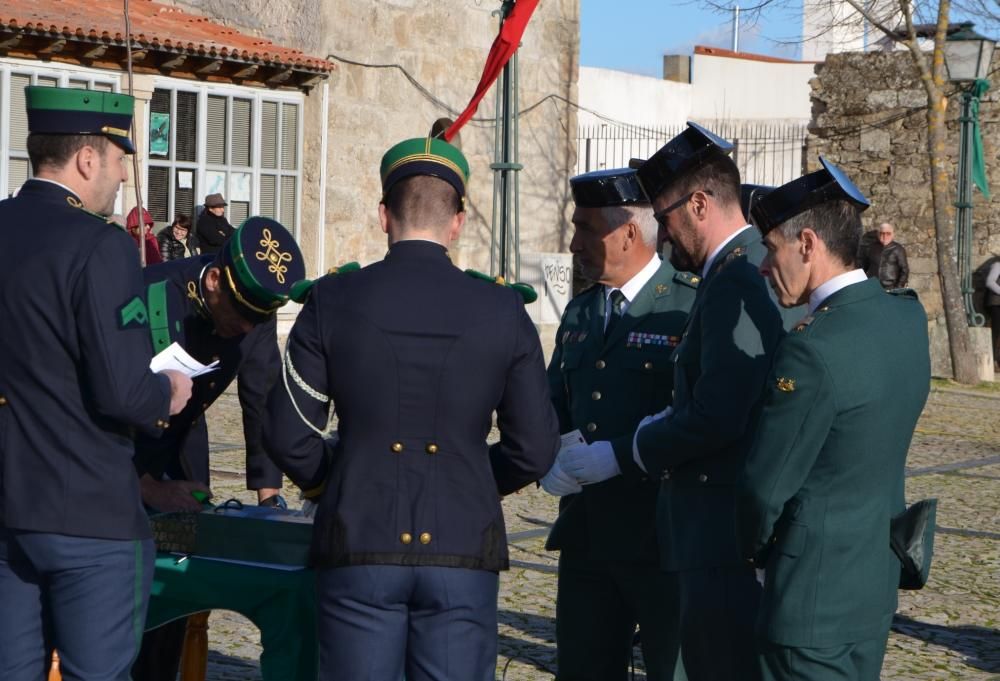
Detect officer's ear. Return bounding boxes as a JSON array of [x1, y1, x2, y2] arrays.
[[446, 208, 465, 245], [203, 266, 222, 294], [378, 202, 390, 236], [799, 228, 818, 260], [75, 143, 100, 181]]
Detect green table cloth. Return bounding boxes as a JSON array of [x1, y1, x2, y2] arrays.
[[147, 553, 318, 681]]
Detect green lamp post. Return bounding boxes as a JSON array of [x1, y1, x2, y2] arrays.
[[945, 23, 995, 326]]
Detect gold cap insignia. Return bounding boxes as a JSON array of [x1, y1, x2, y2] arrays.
[[256, 228, 293, 284], [776, 377, 796, 392]]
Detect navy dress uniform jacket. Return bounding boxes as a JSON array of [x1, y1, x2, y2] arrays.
[[0, 180, 171, 540], [134, 256, 281, 486], [265, 240, 560, 571]]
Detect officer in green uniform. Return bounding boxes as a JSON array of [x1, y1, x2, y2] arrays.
[[559, 123, 785, 681], [737, 158, 931, 681], [540, 168, 695, 681]]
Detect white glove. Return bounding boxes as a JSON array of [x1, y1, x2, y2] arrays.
[[300, 498, 318, 518], [539, 458, 583, 496], [561, 440, 620, 485], [632, 406, 674, 473]]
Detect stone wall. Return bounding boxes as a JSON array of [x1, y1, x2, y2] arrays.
[[807, 50, 999, 375], [174, 0, 580, 274]]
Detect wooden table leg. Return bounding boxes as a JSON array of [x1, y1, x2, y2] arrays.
[[48, 651, 61, 681], [179, 611, 211, 681]]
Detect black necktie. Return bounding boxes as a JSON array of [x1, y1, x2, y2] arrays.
[[605, 289, 627, 339]]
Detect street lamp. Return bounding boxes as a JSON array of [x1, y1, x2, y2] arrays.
[[945, 23, 995, 327]]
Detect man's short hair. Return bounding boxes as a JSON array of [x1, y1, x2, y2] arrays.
[[383, 175, 463, 233], [600, 205, 657, 248], [777, 199, 862, 267], [27, 133, 109, 174], [667, 153, 741, 209]]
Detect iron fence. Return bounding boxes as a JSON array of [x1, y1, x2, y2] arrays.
[[576, 121, 809, 187]]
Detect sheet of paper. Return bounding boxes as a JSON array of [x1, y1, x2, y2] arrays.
[[559, 429, 586, 451], [150, 342, 219, 378]]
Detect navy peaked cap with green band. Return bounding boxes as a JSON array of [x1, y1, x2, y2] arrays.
[[571, 168, 647, 207], [25, 86, 136, 154], [380, 137, 470, 201], [635, 121, 734, 200], [751, 157, 870, 235], [216, 217, 306, 323]]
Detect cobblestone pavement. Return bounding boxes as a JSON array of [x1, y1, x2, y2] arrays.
[[194, 381, 999, 680]]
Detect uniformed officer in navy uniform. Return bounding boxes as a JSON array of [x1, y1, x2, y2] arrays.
[[130, 217, 305, 681], [263, 136, 560, 681], [739, 160, 930, 681], [0, 86, 193, 680], [540, 168, 695, 680]]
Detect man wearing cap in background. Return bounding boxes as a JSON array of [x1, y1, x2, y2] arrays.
[[556, 123, 784, 680], [540, 167, 695, 681], [129, 217, 305, 681], [196, 192, 234, 255], [263, 135, 559, 680], [737, 160, 930, 681], [0, 86, 193, 680]]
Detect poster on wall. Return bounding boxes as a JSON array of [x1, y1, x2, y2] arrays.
[[149, 112, 170, 157], [230, 173, 251, 203], [177, 171, 193, 190], [205, 171, 226, 199]]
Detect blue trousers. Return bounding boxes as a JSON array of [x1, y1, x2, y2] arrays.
[[316, 564, 499, 681], [0, 529, 154, 681]]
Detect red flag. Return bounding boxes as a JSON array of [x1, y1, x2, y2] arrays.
[[444, 0, 540, 142]]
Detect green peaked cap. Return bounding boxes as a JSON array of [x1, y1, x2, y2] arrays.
[[380, 137, 470, 200], [25, 86, 136, 153]]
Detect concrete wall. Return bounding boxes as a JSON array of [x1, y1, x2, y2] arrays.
[[689, 52, 815, 122], [808, 50, 999, 377], [177, 0, 581, 272], [577, 66, 690, 128]]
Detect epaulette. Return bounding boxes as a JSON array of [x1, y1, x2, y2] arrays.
[[672, 270, 701, 289], [887, 287, 919, 300], [289, 262, 361, 304], [792, 315, 814, 332], [66, 195, 118, 225], [465, 269, 538, 304]]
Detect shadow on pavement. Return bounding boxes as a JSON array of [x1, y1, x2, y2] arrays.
[[892, 614, 1000, 672]]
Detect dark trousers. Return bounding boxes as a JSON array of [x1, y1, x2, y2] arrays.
[[759, 632, 890, 681], [0, 528, 154, 681], [316, 564, 498, 681], [678, 565, 761, 681], [555, 553, 683, 681], [991, 306, 1000, 368], [131, 618, 187, 681]]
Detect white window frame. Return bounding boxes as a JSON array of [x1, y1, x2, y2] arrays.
[[148, 76, 304, 238], [0, 60, 119, 201]]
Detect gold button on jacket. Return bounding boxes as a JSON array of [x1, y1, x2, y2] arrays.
[[391, 442, 404, 453], [425, 443, 438, 454], [400, 532, 412, 544], [419, 532, 432, 544]]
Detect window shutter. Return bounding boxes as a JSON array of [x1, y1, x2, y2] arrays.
[[280, 103, 298, 170], [147, 166, 170, 222], [280, 176, 296, 229], [232, 98, 251, 167], [259, 175, 277, 218], [175, 91, 198, 163], [230, 202, 249, 227], [9, 74, 31, 152], [93, 82, 113, 93], [68, 79, 87, 89], [36, 76, 58, 87], [261, 101, 278, 169], [206, 95, 227, 165], [7, 158, 29, 197]]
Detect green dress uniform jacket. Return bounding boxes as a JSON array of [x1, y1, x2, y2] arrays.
[[625, 227, 784, 571], [737, 278, 930, 649], [546, 260, 698, 561]]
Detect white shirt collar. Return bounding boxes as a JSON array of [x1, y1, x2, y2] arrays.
[[30, 177, 81, 199], [808, 269, 868, 313], [605, 254, 661, 306], [701, 224, 754, 278]]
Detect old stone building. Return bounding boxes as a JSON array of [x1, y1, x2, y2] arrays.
[[174, 0, 580, 275], [806, 50, 998, 375]]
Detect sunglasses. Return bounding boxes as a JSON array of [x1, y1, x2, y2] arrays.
[[653, 189, 714, 226]]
